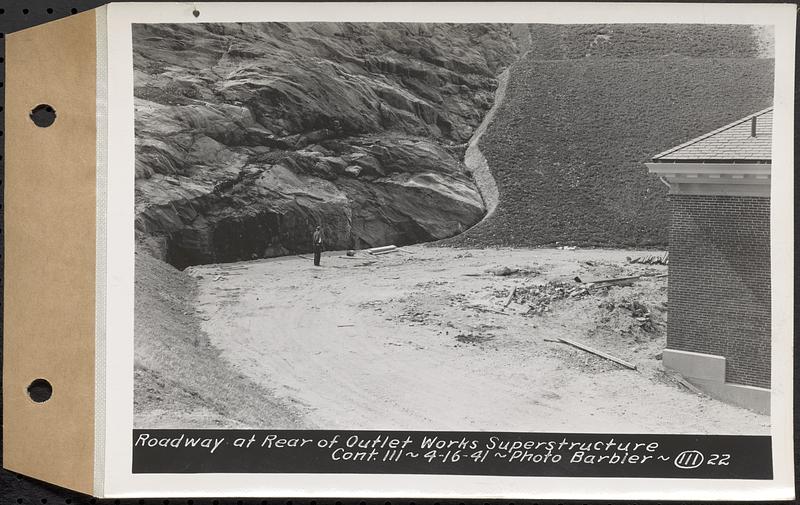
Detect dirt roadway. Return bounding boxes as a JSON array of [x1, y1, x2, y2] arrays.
[[187, 246, 769, 434]]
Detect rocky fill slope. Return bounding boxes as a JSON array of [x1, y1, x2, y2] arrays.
[[134, 23, 520, 268], [445, 24, 774, 248]]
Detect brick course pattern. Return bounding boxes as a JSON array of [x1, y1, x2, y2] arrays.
[[668, 194, 771, 388]]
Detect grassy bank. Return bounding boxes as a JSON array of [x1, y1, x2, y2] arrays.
[[446, 25, 774, 248]]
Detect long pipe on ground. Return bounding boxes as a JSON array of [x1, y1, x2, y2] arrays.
[[367, 245, 397, 254]]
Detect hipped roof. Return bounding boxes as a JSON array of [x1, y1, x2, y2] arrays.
[[652, 107, 773, 163]]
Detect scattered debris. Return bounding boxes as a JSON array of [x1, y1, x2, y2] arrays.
[[599, 298, 656, 332], [627, 253, 669, 265], [337, 324, 355, 327], [506, 281, 588, 315], [557, 337, 637, 370], [557, 245, 577, 251], [467, 305, 509, 316], [297, 255, 313, 260], [455, 333, 495, 345], [502, 286, 517, 307], [618, 299, 649, 317], [346, 249, 356, 256], [618, 299, 655, 332], [582, 275, 640, 288], [396, 308, 435, 324], [486, 266, 539, 277]]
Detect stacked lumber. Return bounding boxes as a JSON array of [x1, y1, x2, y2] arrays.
[[628, 253, 669, 265]]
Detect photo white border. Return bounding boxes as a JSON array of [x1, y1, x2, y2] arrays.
[[102, 2, 795, 499]]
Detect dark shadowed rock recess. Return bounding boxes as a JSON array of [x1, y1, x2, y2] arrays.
[[134, 22, 521, 268]]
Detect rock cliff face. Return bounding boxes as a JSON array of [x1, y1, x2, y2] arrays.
[[133, 23, 519, 267]]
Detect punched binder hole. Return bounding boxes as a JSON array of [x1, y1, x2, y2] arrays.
[[27, 378, 52, 403], [30, 104, 57, 128], [193, 9, 200, 17]]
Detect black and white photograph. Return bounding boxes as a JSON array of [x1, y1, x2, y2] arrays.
[[131, 20, 776, 436]]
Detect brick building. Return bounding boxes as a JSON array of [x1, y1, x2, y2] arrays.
[[646, 108, 772, 414]]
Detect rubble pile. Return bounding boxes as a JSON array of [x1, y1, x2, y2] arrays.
[[599, 298, 656, 333], [510, 281, 590, 315], [627, 253, 669, 265]]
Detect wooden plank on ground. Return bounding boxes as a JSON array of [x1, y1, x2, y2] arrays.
[[370, 249, 400, 255], [586, 275, 640, 287], [502, 286, 517, 307], [557, 337, 637, 370]]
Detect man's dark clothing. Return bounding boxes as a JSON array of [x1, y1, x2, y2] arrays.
[[312, 229, 323, 266]]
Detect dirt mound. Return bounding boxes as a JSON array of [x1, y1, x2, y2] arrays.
[[445, 24, 774, 248], [133, 23, 521, 268], [134, 249, 304, 428]]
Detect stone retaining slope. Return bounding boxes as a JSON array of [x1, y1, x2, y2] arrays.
[[463, 68, 507, 219]]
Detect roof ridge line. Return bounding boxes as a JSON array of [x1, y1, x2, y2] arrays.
[[653, 106, 773, 160]]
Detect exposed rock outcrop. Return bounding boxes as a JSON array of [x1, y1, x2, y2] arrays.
[[134, 23, 520, 267]]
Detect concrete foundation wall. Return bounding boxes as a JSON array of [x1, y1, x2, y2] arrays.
[[663, 349, 770, 414]]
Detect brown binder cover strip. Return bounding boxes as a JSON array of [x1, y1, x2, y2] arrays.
[[3, 11, 97, 495]]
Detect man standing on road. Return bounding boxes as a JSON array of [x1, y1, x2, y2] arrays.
[[312, 225, 324, 266]]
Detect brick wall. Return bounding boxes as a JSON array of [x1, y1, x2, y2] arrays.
[[668, 194, 771, 388]]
